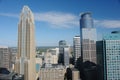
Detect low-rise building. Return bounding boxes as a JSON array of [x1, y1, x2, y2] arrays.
[[66, 68, 80, 80], [44, 49, 58, 65], [39, 66, 66, 80]]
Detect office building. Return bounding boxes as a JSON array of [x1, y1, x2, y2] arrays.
[[39, 66, 66, 80], [97, 31, 120, 80], [36, 58, 42, 73], [80, 12, 97, 63], [59, 40, 67, 64], [64, 47, 70, 66], [49, 48, 59, 56], [10, 47, 17, 54], [73, 36, 81, 64], [44, 50, 58, 65], [66, 68, 80, 80], [48, 48, 59, 64], [15, 6, 36, 80], [96, 41, 104, 80], [58, 40, 70, 66], [0, 46, 12, 70]]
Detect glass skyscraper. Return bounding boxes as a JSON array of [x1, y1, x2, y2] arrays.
[[73, 36, 81, 64], [103, 31, 120, 80], [58, 40, 70, 66], [80, 12, 97, 63]]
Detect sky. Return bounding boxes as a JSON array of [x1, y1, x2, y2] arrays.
[[0, 0, 120, 46]]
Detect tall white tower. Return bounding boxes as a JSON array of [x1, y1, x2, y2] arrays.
[[15, 6, 36, 80]]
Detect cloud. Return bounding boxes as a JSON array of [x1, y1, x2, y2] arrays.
[[0, 13, 19, 18], [0, 12, 120, 28], [94, 20, 120, 28], [0, 12, 79, 28], [34, 12, 79, 28]]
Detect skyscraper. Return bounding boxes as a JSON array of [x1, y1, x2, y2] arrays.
[[58, 40, 70, 66], [97, 31, 120, 80], [15, 6, 36, 80], [80, 12, 97, 63], [64, 47, 70, 66], [0, 46, 12, 70], [73, 36, 81, 64]]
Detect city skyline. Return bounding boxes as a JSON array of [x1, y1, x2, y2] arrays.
[[0, 0, 120, 46]]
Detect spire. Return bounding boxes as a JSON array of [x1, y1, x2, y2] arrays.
[[22, 5, 31, 13], [20, 5, 34, 24]]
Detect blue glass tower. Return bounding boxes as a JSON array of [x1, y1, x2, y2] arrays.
[[103, 31, 120, 80], [80, 12, 97, 63], [80, 12, 93, 28], [58, 40, 69, 66]]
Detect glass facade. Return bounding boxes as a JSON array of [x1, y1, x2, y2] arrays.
[[64, 48, 70, 66], [103, 32, 120, 80], [73, 36, 81, 64], [80, 12, 96, 63], [59, 40, 67, 54], [36, 64, 40, 72], [59, 40, 69, 66], [80, 12, 93, 28]]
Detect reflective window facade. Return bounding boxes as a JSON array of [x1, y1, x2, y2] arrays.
[[73, 36, 81, 63], [80, 12, 93, 28], [103, 32, 120, 80], [59, 40, 70, 66], [80, 12, 96, 63]]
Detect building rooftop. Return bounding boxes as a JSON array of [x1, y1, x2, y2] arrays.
[[41, 63, 65, 69], [74, 36, 80, 38], [70, 68, 79, 71], [103, 31, 120, 40], [80, 12, 91, 17], [111, 31, 120, 34]]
